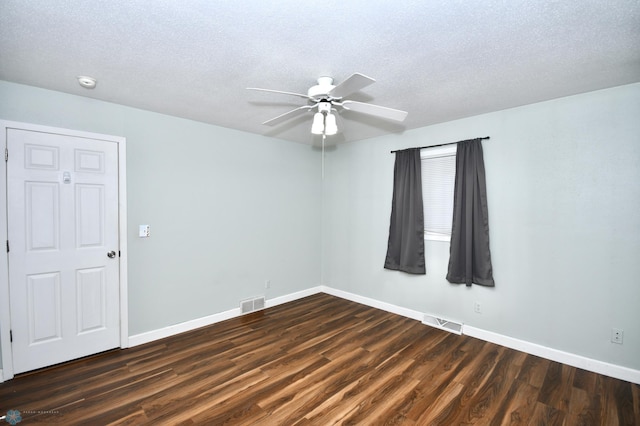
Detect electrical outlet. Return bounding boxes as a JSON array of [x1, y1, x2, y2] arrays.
[[611, 328, 624, 344], [473, 301, 482, 314], [265, 280, 271, 289]]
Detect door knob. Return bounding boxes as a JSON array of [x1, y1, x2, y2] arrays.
[[107, 250, 117, 258]]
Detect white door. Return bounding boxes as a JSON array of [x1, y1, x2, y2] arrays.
[[7, 128, 120, 374]]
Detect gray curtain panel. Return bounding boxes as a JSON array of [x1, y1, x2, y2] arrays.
[[447, 139, 495, 286], [384, 148, 426, 274]]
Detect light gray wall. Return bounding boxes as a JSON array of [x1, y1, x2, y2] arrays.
[[2, 80, 639, 374], [321, 83, 640, 370], [0, 81, 322, 369]]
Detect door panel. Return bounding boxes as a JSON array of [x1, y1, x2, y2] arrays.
[[27, 272, 62, 343], [26, 182, 60, 251], [76, 184, 104, 247], [76, 267, 107, 333], [7, 128, 120, 374], [25, 143, 59, 170]]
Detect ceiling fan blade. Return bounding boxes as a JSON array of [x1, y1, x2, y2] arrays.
[[340, 100, 408, 122], [262, 105, 314, 126], [247, 87, 315, 100], [328, 73, 376, 98]]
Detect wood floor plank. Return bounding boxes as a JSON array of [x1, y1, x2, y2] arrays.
[[439, 346, 521, 424], [320, 352, 416, 423], [338, 373, 421, 425], [538, 361, 576, 412], [634, 383, 640, 424], [517, 353, 551, 388], [257, 348, 374, 421], [527, 402, 566, 426], [566, 386, 598, 426], [491, 380, 541, 426], [403, 338, 486, 421], [416, 380, 467, 425], [613, 377, 638, 425], [0, 293, 637, 425]]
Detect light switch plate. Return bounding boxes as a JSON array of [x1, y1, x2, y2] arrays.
[[139, 225, 150, 238]]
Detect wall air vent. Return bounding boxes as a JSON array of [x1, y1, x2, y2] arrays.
[[240, 296, 266, 314], [422, 314, 463, 335]]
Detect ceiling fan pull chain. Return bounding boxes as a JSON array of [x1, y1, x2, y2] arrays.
[[322, 133, 325, 179]]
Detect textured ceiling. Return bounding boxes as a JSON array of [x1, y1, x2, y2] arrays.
[[1, 1, 639, 145]]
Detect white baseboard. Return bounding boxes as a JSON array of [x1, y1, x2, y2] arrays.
[[127, 285, 640, 385], [463, 326, 640, 385], [128, 286, 324, 348], [267, 286, 323, 309], [320, 285, 640, 385], [320, 286, 424, 321], [129, 307, 241, 347], [0, 369, 4, 383]]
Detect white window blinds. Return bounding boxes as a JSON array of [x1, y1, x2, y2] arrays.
[[421, 146, 457, 241]]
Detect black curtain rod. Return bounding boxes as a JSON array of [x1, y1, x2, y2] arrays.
[[390, 136, 490, 154]]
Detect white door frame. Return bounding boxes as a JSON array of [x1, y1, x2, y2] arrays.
[[0, 120, 129, 381]]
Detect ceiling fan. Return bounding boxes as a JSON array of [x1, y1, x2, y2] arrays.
[[247, 73, 408, 136]]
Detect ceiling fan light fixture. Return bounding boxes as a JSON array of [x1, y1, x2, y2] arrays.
[[311, 112, 325, 135], [324, 112, 338, 135]]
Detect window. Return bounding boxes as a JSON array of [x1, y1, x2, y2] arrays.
[[421, 145, 456, 241]]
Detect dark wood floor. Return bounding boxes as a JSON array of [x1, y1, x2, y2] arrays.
[[1, 293, 638, 425]]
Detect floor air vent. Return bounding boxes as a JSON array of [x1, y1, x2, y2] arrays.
[[240, 296, 266, 314], [422, 314, 463, 335]]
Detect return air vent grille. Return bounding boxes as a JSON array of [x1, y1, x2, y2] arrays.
[[240, 296, 266, 314]]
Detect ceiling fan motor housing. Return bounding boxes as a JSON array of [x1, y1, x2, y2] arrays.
[[308, 77, 336, 99]]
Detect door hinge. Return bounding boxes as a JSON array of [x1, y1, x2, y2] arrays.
[[4, 148, 7, 162], [10, 330, 12, 342], [6, 240, 8, 253]]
